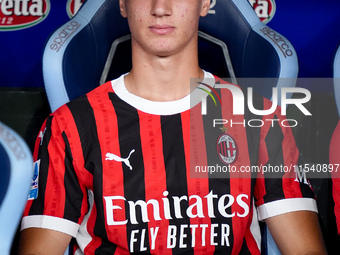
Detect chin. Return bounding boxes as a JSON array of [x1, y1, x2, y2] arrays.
[[150, 44, 187, 58], [147, 38, 183, 55], [149, 48, 176, 58]]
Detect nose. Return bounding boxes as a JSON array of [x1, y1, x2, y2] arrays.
[[151, 0, 172, 17]]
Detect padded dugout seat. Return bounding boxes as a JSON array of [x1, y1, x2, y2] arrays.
[[43, 0, 298, 112], [0, 122, 33, 255]]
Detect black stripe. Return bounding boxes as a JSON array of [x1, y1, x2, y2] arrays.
[[238, 239, 252, 254], [109, 93, 150, 254], [263, 114, 285, 203], [202, 85, 234, 254], [297, 154, 315, 199], [62, 131, 83, 223], [162, 114, 194, 255], [208, 179, 233, 255], [29, 115, 53, 215]]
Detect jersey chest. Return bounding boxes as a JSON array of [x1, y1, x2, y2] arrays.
[[81, 113, 257, 253]]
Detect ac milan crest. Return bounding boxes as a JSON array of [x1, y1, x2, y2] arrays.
[[217, 133, 238, 165]]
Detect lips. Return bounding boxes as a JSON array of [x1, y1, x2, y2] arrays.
[[149, 25, 175, 35]]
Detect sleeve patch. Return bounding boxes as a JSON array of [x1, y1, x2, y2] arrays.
[[28, 159, 40, 200]]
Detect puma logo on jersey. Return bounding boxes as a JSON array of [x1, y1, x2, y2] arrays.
[[39, 127, 47, 145], [105, 149, 135, 170]]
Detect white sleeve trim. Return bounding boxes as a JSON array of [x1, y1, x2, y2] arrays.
[[257, 198, 318, 221], [21, 215, 80, 237]]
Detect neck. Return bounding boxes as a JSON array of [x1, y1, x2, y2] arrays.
[[124, 42, 204, 101]]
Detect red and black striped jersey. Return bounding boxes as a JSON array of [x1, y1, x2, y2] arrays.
[[22, 72, 317, 255]]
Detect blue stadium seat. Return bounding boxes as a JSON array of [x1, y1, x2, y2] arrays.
[[42, 1, 298, 254], [0, 122, 33, 255]]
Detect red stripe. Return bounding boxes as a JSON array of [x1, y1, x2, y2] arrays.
[[83, 201, 102, 254], [244, 209, 260, 255], [219, 80, 253, 254], [44, 113, 66, 217], [182, 107, 215, 254], [23, 200, 33, 217], [33, 119, 47, 161], [87, 85, 129, 251], [138, 111, 171, 255]]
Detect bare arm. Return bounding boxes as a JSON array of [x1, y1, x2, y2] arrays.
[[265, 210, 327, 255], [18, 228, 72, 255]]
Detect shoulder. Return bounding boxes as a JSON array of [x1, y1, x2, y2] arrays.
[[45, 81, 114, 134]]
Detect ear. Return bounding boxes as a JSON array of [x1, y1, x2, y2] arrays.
[[200, 0, 211, 17], [119, 0, 127, 18]]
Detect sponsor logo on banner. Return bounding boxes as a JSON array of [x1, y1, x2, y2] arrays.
[[248, 0, 276, 24], [66, 0, 85, 18], [0, 0, 50, 31]]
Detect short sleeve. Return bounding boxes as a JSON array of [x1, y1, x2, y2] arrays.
[[21, 109, 88, 237], [253, 105, 318, 221]]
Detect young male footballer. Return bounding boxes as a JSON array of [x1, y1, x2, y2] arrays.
[[19, 0, 326, 254]]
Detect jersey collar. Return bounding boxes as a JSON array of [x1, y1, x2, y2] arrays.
[[111, 71, 215, 115]]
